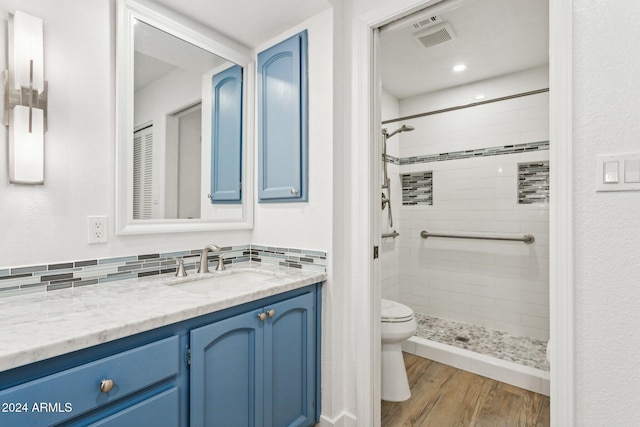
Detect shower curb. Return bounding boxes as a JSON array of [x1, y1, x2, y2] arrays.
[[402, 336, 550, 396]]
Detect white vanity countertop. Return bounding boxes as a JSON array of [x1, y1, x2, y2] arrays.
[[0, 264, 326, 372]]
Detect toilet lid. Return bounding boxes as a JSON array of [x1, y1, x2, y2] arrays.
[[381, 299, 414, 322]]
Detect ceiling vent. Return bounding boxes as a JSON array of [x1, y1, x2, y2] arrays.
[[414, 23, 456, 49], [411, 15, 443, 30]]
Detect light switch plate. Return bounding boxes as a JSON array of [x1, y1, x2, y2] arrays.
[[603, 161, 619, 183], [624, 159, 640, 183], [596, 153, 640, 192]]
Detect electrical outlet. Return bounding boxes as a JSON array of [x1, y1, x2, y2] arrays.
[[88, 216, 108, 244]]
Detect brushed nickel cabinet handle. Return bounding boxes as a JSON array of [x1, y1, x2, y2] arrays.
[[258, 312, 267, 321], [100, 379, 114, 393], [267, 309, 276, 318]]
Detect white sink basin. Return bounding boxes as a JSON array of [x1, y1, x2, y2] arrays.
[[168, 271, 273, 294]]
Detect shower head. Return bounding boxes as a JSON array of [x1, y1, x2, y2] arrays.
[[382, 124, 415, 139]]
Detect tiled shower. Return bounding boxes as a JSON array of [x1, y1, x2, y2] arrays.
[[381, 68, 550, 372]]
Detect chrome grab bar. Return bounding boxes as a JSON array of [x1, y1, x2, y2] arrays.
[[420, 230, 534, 244], [382, 230, 399, 239]]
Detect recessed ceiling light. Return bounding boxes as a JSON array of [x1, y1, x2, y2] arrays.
[[474, 93, 485, 100], [452, 64, 466, 72]]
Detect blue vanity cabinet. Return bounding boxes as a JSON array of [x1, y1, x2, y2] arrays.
[[87, 388, 179, 427], [0, 284, 321, 427], [0, 335, 182, 427], [189, 291, 317, 427], [257, 30, 308, 203]]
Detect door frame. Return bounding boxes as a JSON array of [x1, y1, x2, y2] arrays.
[[351, 1, 574, 425]]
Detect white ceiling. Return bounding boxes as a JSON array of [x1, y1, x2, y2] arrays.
[[379, 0, 549, 100], [141, 0, 547, 100], [134, 18, 230, 92], [147, 0, 332, 49]]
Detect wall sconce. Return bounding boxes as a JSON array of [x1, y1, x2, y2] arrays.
[[4, 11, 48, 184]]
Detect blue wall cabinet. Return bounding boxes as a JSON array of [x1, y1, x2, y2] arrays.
[[257, 30, 308, 202], [210, 64, 243, 203], [190, 292, 316, 427]]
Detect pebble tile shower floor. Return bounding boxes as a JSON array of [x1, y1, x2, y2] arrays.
[[414, 313, 549, 371]]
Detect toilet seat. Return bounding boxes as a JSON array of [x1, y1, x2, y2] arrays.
[[381, 299, 414, 323]]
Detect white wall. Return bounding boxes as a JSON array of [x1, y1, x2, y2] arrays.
[[0, 1, 333, 266], [390, 69, 550, 339], [0, 0, 254, 268], [574, 0, 640, 423]]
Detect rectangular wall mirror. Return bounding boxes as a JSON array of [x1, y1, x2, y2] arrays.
[[116, 0, 254, 234]]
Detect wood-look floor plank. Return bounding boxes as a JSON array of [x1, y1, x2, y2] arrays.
[[381, 354, 458, 427], [413, 370, 497, 427], [381, 353, 550, 427]]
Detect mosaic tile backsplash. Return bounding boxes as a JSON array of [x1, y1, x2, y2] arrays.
[[0, 245, 327, 298], [518, 161, 550, 204], [401, 171, 433, 206]]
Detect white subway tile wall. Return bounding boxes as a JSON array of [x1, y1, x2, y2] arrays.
[[387, 89, 550, 340]]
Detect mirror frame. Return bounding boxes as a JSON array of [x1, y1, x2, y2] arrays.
[[115, 0, 254, 234]]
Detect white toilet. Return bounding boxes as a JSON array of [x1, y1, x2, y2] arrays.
[[381, 298, 417, 402]]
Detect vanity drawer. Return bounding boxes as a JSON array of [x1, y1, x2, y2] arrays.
[[0, 335, 179, 427], [88, 387, 179, 427]]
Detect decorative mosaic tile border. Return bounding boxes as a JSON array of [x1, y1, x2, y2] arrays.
[[518, 161, 550, 204], [382, 154, 400, 165], [250, 245, 327, 272], [399, 141, 549, 165], [0, 244, 327, 298], [401, 171, 433, 206]]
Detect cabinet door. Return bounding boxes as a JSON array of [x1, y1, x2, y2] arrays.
[[263, 293, 316, 427], [190, 309, 263, 427], [210, 64, 243, 203], [257, 30, 308, 202]]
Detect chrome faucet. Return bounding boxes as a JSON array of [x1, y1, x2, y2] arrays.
[[198, 244, 221, 273]]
